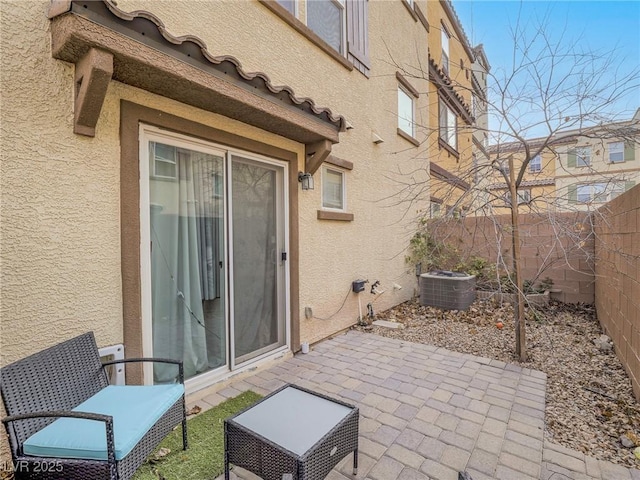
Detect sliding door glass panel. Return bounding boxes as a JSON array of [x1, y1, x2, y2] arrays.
[[231, 157, 284, 363], [148, 141, 226, 382]]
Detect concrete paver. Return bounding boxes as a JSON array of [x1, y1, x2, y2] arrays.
[[205, 331, 638, 480]]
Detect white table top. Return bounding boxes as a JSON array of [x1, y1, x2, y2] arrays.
[[233, 386, 353, 456]]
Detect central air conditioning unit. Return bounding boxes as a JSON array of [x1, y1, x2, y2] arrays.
[[420, 271, 476, 311]]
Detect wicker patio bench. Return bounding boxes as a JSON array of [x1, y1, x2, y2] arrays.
[[0, 332, 187, 480]]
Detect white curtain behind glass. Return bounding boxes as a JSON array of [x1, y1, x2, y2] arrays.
[[149, 143, 226, 382]]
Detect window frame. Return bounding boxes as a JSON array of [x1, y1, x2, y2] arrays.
[[276, 0, 297, 16], [610, 182, 625, 200], [577, 183, 607, 203], [576, 184, 591, 203], [505, 189, 531, 206], [441, 24, 450, 76], [306, 0, 347, 56], [576, 147, 591, 167], [608, 141, 625, 163], [397, 85, 415, 138], [430, 201, 441, 218], [322, 165, 347, 211], [439, 99, 457, 151], [150, 142, 178, 180], [518, 189, 531, 204], [530, 154, 542, 173]]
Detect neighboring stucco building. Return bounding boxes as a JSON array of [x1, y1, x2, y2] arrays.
[[483, 111, 639, 214], [426, 0, 487, 218], [485, 140, 559, 215], [556, 112, 640, 211]]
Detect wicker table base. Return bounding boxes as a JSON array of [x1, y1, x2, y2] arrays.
[[224, 384, 359, 480]]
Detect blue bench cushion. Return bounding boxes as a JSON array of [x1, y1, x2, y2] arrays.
[[23, 384, 184, 461]]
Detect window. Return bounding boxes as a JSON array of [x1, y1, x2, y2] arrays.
[[307, 0, 345, 54], [609, 142, 624, 163], [518, 190, 531, 204], [264, 0, 369, 75], [150, 142, 177, 179], [398, 86, 414, 137], [576, 183, 606, 203], [577, 147, 591, 167], [276, 0, 296, 15], [441, 26, 450, 75], [439, 100, 457, 150], [610, 182, 625, 199], [430, 201, 441, 218], [570, 147, 591, 167], [322, 166, 345, 210], [530, 154, 541, 172], [505, 189, 531, 206], [576, 185, 590, 203]]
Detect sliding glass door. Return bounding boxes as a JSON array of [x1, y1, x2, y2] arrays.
[[230, 156, 286, 365], [140, 127, 288, 385]]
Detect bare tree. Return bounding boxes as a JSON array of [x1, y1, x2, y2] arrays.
[[390, 7, 640, 361]]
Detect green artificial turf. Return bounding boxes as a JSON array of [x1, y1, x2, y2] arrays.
[[132, 390, 262, 480]]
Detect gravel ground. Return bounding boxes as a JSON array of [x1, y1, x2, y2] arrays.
[[355, 299, 640, 468]]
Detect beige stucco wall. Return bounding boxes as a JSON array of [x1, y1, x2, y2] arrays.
[[1, 0, 433, 381], [109, 0, 431, 344]]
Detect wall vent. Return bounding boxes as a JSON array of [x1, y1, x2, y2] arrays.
[[99, 344, 126, 385]]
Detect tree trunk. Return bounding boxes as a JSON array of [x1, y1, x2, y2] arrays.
[[508, 156, 526, 361]]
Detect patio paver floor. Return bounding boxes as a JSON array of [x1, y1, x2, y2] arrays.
[[195, 331, 638, 480]]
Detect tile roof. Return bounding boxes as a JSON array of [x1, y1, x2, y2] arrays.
[[48, 0, 345, 132], [488, 178, 556, 190]]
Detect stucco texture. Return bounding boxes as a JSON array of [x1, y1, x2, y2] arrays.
[[1, 1, 124, 359], [115, 0, 430, 344], [1, 0, 429, 383]]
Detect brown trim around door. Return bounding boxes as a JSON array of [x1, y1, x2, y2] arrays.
[[120, 101, 300, 384]]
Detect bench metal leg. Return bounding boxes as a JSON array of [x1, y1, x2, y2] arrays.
[[224, 426, 230, 480], [353, 448, 358, 475], [182, 417, 188, 450]]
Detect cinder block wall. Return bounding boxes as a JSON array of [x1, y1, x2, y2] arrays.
[[594, 184, 640, 400], [429, 212, 595, 304]]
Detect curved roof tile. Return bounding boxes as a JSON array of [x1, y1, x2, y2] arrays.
[[50, 0, 345, 132]]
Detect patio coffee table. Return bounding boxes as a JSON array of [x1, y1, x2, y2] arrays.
[[224, 384, 359, 480]]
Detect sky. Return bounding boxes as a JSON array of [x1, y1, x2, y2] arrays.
[[451, 0, 640, 137]]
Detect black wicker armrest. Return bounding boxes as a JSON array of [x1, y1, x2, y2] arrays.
[[2, 411, 116, 463], [101, 357, 184, 383]]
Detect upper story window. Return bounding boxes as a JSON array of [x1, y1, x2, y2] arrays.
[[322, 166, 346, 210], [263, 0, 369, 75], [307, 0, 346, 54], [396, 72, 420, 144], [441, 25, 450, 76], [608, 141, 624, 163], [576, 147, 591, 167], [398, 86, 415, 138], [568, 146, 591, 168], [439, 99, 457, 150], [530, 154, 541, 172], [276, 0, 296, 15]]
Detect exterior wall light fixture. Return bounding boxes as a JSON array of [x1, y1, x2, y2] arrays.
[[298, 172, 314, 190]]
